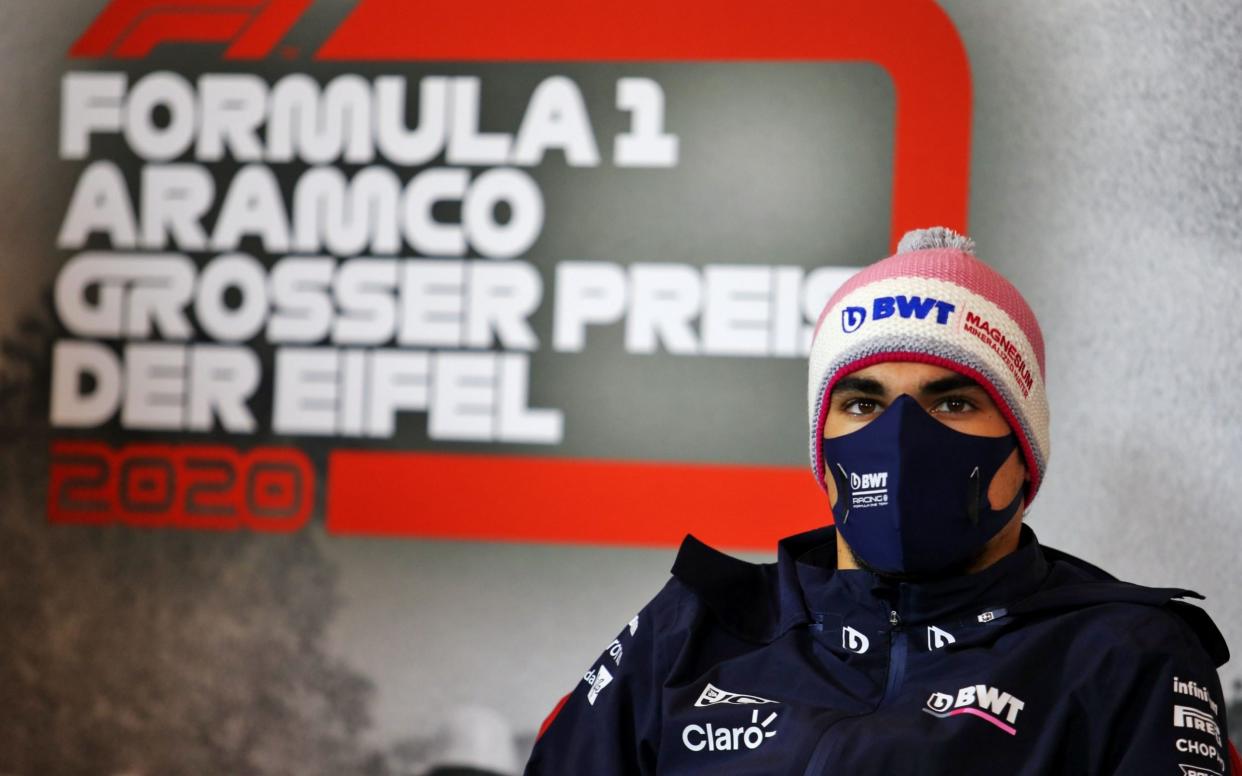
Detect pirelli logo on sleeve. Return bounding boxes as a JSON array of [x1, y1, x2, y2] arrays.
[[1171, 675, 1227, 774], [1174, 705, 1222, 746]]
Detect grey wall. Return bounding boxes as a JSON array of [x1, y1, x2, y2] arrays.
[[952, 0, 1242, 669]]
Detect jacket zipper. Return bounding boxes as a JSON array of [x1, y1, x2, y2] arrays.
[[878, 610, 908, 707], [803, 609, 907, 774]]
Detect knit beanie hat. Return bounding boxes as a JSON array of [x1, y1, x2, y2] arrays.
[[807, 227, 1049, 503]]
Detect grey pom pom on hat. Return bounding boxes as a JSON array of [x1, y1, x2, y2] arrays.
[[896, 226, 977, 256]]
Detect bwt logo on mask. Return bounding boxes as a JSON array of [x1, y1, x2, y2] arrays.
[[850, 472, 888, 490], [842, 295, 957, 333], [849, 471, 889, 509]]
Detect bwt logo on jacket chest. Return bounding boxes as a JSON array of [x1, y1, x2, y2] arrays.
[[842, 295, 957, 333], [923, 684, 1026, 736]]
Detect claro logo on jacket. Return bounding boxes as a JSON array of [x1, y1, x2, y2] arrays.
[[682, 708, 780, 753], [923, 684, 1026, 736], [682, 683, 781, 753]]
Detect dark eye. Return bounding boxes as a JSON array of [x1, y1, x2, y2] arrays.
[[931, 397, 974, 414], [843, 398, 881, 416]]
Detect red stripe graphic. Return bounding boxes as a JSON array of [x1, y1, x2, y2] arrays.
[[316, 0, 972, 247], [327, 451, 828, 549], [71, 0, 311, 59], [537, 693, 571, 740]]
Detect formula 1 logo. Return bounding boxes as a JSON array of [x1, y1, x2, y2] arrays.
[[924, 684, 1026, 736], [70, 0, 312, 59], [694, 683, 777, 708]]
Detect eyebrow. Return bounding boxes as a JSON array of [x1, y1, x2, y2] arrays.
[[920, 374, 982, 395], [830, 373, 982, 398], [831, 376, 886, 396]]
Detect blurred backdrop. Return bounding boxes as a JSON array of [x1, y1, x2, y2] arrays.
[[1, 1, 1239, 773]]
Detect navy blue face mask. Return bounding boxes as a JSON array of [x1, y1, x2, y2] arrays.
[[820, 394, 1024, 576]]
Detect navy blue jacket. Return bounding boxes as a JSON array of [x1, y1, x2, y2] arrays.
[[526, 527, 1232, 775]]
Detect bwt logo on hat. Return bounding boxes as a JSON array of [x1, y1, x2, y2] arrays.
[[843, 295, 958, 333], [842, 307, 867, 333]]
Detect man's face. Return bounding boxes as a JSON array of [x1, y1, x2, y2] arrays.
[[823, 361, 1027, 512]]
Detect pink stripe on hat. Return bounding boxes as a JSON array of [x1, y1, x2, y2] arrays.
[[814, 248, 1045, 375]]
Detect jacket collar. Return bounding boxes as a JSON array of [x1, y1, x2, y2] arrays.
[[670, 525, 1226, 666], [672, 525, 1051, 642], [792, 525, 1051, 626]]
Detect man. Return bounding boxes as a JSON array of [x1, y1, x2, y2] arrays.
[[525, 228, 1234, 774]]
